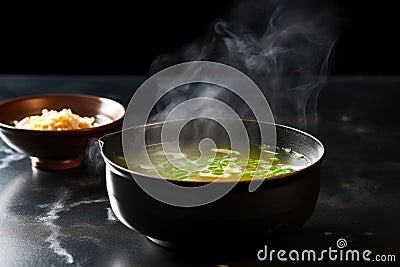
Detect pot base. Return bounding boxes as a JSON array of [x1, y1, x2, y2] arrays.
[[30, 157, 81, 170]]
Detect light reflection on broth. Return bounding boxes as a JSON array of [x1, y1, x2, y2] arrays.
[[115, 142, 310, 182]]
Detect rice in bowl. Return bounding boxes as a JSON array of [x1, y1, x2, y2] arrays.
[[14, 108, 96, 130]]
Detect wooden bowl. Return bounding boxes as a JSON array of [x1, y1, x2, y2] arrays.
[[0, 94, 125, 170]]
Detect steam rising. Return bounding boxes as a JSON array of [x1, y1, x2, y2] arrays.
[[149, 0, 338, 131], [84, 138, 105, 179]]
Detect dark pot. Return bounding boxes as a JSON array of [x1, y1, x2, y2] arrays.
[[99, 119, 324, 247]]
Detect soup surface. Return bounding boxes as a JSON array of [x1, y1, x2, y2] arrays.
[[115, 142, 310, 182]]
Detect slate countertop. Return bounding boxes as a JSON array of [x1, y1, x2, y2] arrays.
[[0, 75, 399, 266]]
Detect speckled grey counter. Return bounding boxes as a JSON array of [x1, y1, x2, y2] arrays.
[[0, 75, 399, 266]]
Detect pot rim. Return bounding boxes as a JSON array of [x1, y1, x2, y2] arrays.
[[99, 118, 325, 184]]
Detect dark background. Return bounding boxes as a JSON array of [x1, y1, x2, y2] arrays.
[[0, 0, 398, 75]]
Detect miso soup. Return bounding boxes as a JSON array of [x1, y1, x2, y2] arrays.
[[115, 142, 310, 182]]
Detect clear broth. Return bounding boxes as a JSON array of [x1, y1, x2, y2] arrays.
[[115, 142, 310, 182]]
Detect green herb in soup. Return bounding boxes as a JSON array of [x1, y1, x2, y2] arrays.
[[115, 143, 310, 182]]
